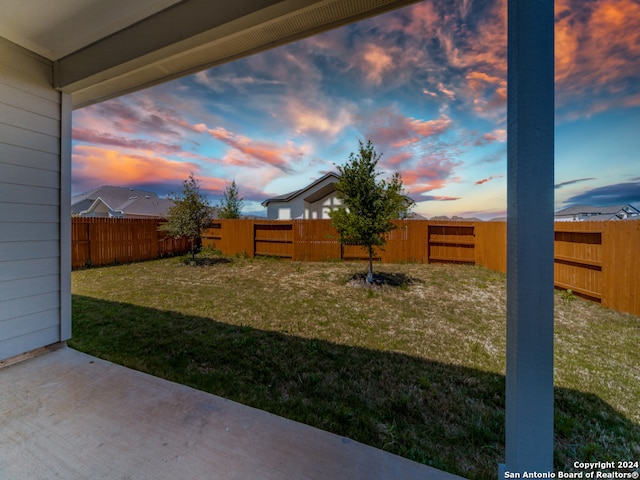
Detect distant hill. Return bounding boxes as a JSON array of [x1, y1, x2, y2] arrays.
[[429, 215, 485, 222]]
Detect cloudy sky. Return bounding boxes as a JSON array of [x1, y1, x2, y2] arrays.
[[71, 0, 640, 219]]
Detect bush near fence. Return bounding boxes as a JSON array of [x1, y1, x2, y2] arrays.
[[201, 219, 640, 317], [71, 217, 190, 268]]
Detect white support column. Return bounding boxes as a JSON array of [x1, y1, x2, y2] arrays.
[[503, 0, 555, 475], [60, 92, 72, 341]]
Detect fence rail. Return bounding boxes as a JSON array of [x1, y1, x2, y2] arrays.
[[70, 217, 640, 317]]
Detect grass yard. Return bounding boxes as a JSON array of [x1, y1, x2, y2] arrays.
[[69, 252, 640, 479]]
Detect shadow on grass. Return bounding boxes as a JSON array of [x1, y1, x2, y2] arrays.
[[70, 295, 639, 479], [347, 271, 423, 289], [179, 256, 233, 266]]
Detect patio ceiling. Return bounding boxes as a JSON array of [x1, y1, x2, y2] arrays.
[[0, 0, 181, 60], [0, 0, 420, 108]]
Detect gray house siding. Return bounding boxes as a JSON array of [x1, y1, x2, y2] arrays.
[[0, 38, 69, 361]]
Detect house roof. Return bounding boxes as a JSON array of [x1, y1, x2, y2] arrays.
[[555, 204, 640, 220], [80, 197, 124, 217], [71, 185, 173, 217], [262, 172, 416, 208], [72, 185, 157, 207], [555, 204, 631, 215], [261, 172, 340, 207], [116, 196, 175, 217]]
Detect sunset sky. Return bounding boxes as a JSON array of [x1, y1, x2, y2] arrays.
[[71, 0, 640, 219]]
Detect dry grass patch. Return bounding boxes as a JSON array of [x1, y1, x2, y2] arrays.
[[70, 253, 639, 479]]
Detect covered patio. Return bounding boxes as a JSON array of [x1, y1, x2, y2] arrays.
[[1, 0, 555, 476], [0, 346, 457, 479]]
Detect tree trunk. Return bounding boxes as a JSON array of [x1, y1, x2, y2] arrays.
[[367, 246, 374, 283]]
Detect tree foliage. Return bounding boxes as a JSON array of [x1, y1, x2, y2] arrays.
[[217, 180, 244, 219], [160, 173, 212, 260], [329, 140, 410, 283]]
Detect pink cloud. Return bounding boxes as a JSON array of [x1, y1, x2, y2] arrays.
[[309, 16, 429, 92], [465, 71, 507, 115], [411, 116, 453, 138], [404, 176, 448, 194], [361, 44, 395, 85], [363, 0, 507, 117], [400, 155, 462, 195], [72, 145, 200, 188], [385, 152, 414, 167], [193, 70, 284, 94], [365, 107, 452, 153], [73, 128, 183, 155], [206, 127, 306, 173], [243, 47, 324, 95], [83, 98, 181, 137], [447, 1, 507, 72], [308, 0, 635, 125], [418, 195, 462, 202], [285, 98, 356, 137], [195, 176, 231, 196], [436, 83, 456, 101], [76, 93, 210, 144], [474, 129, 506, 146], [374, 1, 441, 40], [475, 175, 504, 185], [555, 0, 640, 111], [404, 0, 506, 75], [556, 0, 640, 85]]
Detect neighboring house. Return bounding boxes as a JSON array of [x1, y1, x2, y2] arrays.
[[71, 186, 174, 218], [262, 172, 342, 220], [262, 172, 415, 220], [554, 204, 640, 222]]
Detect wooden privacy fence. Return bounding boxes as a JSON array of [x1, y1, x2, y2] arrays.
[[71, 217, 190, 268], [201, 220, 504, 265], [69, 218, 639, 316], [202, 219, 640, 317], [552, 220, 640, 317]]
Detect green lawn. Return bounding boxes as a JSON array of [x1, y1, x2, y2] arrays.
[[69, 253, 640, 479]]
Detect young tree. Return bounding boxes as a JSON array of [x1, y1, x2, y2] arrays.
[[160, 173, 212, 261], [330, 140, 410, 283], [217, 180, 244, 219]]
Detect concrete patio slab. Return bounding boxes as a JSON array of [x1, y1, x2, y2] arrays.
[[0, 346, 461, 480]]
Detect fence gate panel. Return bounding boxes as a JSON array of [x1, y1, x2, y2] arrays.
[[427, 223, 475, 264], [254, 222, 294, 258], [554, 228, 603, 301]]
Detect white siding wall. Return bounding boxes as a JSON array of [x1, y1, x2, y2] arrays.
[[0, 38, 67, 361], [268, 193, 341, 220], [305, 192, 341, 219], [267, 203, 300, 220]]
